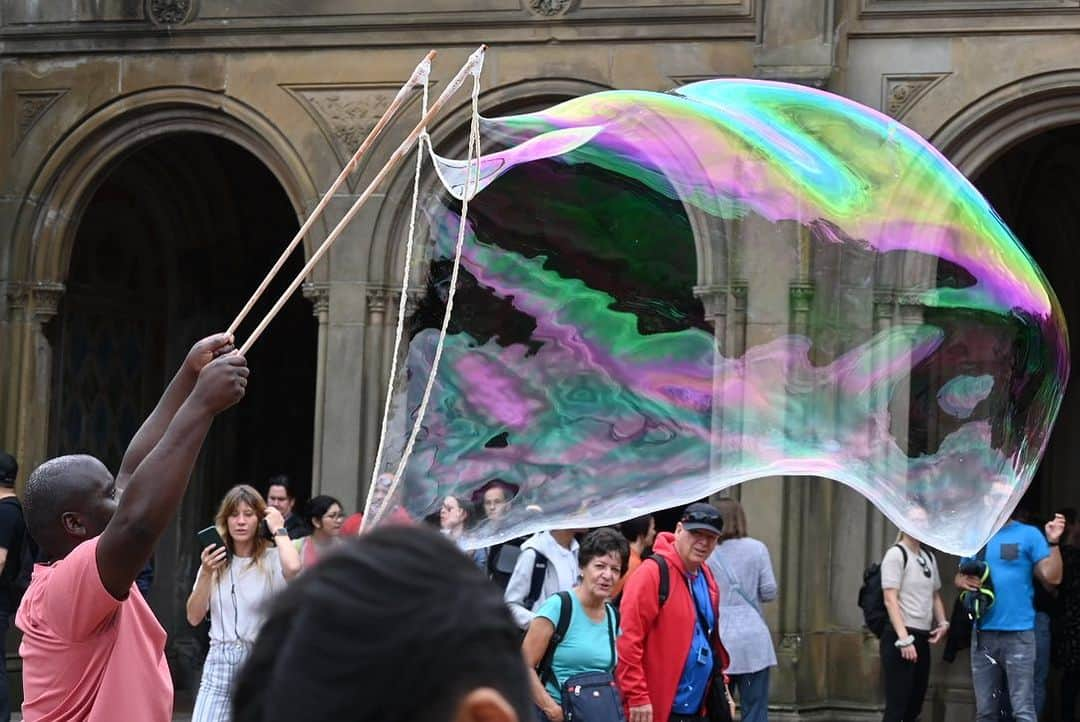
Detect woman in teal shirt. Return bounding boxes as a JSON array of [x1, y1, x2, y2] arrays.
[[522, 528, 629, 722]]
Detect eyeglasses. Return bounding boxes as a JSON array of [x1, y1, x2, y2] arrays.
[[324, 512, 345, 521], [916, 554, 931, 579]]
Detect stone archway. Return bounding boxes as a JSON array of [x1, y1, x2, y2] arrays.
[[3, 88, 325, 493], [3, 92, 323, 706], [934, 75, 1080, 519]]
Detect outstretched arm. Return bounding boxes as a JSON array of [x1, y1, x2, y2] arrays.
[[116, 335, 234, 488], [98, 345, 248, 599]]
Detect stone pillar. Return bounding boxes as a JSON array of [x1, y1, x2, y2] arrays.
[[694, 284, 729, 487], [3, 281, 64, 488], [754, 0, 836, 88], [302, 281, 330, 494]]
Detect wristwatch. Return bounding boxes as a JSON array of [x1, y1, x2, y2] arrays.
[[273, 527, 289, 538]]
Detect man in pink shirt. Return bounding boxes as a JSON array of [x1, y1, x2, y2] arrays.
[[17, 333, 248, 722]]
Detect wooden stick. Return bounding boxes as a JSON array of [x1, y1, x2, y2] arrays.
[[239, 45, 487, 356], [225, 50, 437, 337]]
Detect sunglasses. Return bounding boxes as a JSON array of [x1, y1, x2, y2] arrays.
[[681, 511, 723, 531], [916, 554, 931, 579]]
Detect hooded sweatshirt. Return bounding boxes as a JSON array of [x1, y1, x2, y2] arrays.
[[504, 531, 580, 629], [616, 532, 730, 722]]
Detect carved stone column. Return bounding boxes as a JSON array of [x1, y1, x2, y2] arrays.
[[302, 282, 330, 494], [4, 282, 65, 488]]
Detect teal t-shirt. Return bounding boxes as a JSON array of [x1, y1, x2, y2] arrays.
[[535, 593, 618, 703]]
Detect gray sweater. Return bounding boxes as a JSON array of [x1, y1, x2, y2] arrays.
[[707, 536, 778, 674]]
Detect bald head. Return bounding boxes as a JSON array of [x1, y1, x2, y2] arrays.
[[25, 455, 117, 561]]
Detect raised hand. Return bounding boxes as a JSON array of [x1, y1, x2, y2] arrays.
[[191, 354, 249, 415], [264, 506, 286, 535], [185, 333, 236, 376], [199, 543, 228, 575], [1046, 513, 1066, 545]]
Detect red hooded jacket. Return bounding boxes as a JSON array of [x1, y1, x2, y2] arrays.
[[616, 532, 730, 722]]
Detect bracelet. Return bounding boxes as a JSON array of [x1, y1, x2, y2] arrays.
[[894, 635, 915, 648]]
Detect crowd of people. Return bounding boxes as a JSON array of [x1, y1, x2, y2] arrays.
[[1, 332, 1080, 722]]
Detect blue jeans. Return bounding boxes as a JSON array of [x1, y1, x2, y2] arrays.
[[1035, 611, 1051, 718], [971, 629, 1036, 722], [730, 668, 770, 722]]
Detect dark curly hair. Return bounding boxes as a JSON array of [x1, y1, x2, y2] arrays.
[[578, 527, 630, 576], [233, 524, 530, 722]]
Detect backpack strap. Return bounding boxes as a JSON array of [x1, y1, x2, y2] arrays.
[[604, 602, 618, 672], [523, 550, 550, 611], [646, 555, 670, 607], [537, 591, 573, 688]]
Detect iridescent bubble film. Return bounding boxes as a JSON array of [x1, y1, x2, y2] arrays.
[[374, 79, 1069, 555]]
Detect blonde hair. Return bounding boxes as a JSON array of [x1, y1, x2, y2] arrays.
[[715, 497, 748, 542], [214, 484, 271, 575]]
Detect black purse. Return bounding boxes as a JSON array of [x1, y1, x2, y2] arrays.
[[688, 578, 733, 722], [539, 592, 627, 722]]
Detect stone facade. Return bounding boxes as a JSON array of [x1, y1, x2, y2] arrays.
[[3, 1, 1080, 718]]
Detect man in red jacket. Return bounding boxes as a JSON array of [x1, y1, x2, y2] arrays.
[[617, 503, 733, 722]]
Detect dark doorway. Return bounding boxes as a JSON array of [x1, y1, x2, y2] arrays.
[[973, 125, 1080, 519], [48, 133, 315, 700]]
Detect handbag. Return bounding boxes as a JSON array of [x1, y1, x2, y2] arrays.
[[538, 592, 627, 722]]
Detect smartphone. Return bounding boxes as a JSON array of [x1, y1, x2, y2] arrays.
[[196, 525, 229, 560]]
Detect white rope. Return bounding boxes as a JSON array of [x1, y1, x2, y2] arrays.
[[370, 58, 484, 527], [361, 73, 431, 526]]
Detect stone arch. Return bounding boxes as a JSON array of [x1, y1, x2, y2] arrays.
[[369, 77, 613, 286], [11, 86, 323, 289], [932, 69, 1080, 177]]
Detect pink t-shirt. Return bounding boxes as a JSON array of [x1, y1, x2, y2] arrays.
[[15, 537, 172, 722]]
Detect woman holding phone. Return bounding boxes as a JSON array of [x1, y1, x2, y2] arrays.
[[186, 485, 301, 721]]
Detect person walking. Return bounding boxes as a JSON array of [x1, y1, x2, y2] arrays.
[[879, 531, 948, 722], [522, 528, 629, 722], [706, 498, 777, 722], [617, 503, 734, 722], [187, 485, 301, 722]]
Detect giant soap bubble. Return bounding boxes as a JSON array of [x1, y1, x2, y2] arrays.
[[372, 79, 1069, 555]]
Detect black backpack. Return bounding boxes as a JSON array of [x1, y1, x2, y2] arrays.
[[0, 497, 38, 608]]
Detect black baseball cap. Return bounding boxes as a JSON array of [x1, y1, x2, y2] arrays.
[[680, 503, 723, 536]]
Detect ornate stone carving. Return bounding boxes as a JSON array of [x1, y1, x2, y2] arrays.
[[730, 282, 749, 312], [15, 91, 66, 149], [881, 74, 949, 120], [284, 84, 416, 185], [7, 282, 65, 321], [367, 286, 422, 320], [693, 284, 729, 319], [366, 287, 392, 317], [302, 282, 331, 318], [789, 283, 815, 313], [526, 0, 573, 17], [778, 633, 802, 664], [873, 290, 897, 320], [146, 0, 197, 26], [30, 282, 66, 321]]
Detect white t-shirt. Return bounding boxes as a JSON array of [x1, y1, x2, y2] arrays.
[[194, 548, 286, 644], [880, 543, 940, 632]]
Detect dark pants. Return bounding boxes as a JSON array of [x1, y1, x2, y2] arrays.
[[1062, 667, 1080, 722], [0, 609, 10, 722], [880, 628, 931, 722]]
